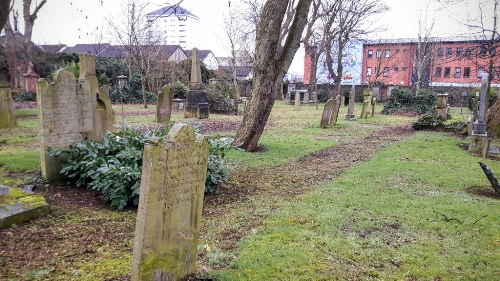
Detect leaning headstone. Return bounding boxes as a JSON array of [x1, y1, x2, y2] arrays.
[[295, 92, 300, 111], [131, 124, 209, 281], [0, 82, 16, 128], [320, 99, 335, 128], [184, 48, 209, 119], [345, 85, 356, 121], [329, 95, 342, 126], [157, 85, 173, 123]]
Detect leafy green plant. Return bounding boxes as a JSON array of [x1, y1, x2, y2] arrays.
[[169, 81, 189, 99], [14, 90, 36, 101], [382, 87, 436, 115], [108, 72, 156, 104], [53, 60, 80, 78], [206, 80, 237, 113], [316, 89, 328, 103], [411, 113, 447, 130], [48, 124, 232, 209], [205, 137, 234, 193]]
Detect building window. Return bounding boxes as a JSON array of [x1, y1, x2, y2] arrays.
[[456, 48, 462, 58], [376, 49, 382, 58], [444, 67, 450, 78], [367, 50, 373, 58], [497, 67, 500, 78], [402, 67, 407, 71], [478, 67, 484, 77], [465, 48, 472, 58], [446, 48, 452, 58], [394, 67, 399, 72], [464, 67, 470, 78], [437, 48, 443, 57], [403, 48, 407, 53], [454, 67, 461, 78], [385, 49, 390, 58], [435, 67, 442, 78], [480, 45, 487, 57], [396, 49, 400, 53], [383, 67, 389, 77], [366, 67, 372, 77]]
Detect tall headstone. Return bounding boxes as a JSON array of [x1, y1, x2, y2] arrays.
[[470, 73, 489, 157], [37, 55, 115, 182], [0, 82, 16, 128], [435, 93, 448, 118], [329, 95, 342, 126], [360, 89, 372, 119], [345, 85, 356, 121], [157, 85, 173, 123], [320, 99, 335, 128], [132, 124, 209, 281], [184, 48, 209, 119], [23, 62, 40, 94], [294, 92, 301, 111]]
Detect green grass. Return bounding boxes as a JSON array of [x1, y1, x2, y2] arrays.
[[212, 132, 500, 280], [0, 150, 40, 172], [15, 109, 38, 117]]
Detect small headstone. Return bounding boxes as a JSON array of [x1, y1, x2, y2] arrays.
[[295, 92, 300, 111], [371, 97, 377, 117], [329, 95, 342, 126], [131, 124, 209, 281], [360, 89, 372, 119], [345, 85, 356, 121], [157, 85, 173, 123], [467, 118, 473, 136], [320, 99, 335, 128], [0, 82, 16, 128]]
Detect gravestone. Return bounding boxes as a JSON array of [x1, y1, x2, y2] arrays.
[[435, 93, 448, 118], [132, 124, 209, 281], [37, 55, 115, 182], [345, 85, 356, 121], [184, 48, 209, 119], [23, 62, 40, 94], [157, 85, 173, 123], [470, 73, 489, 157], [302, 92, 310, 106], [0, 82, 16, 128], [320, 99, 335, 128], [295, 92, 300, 111], [329, 95, 342, 126], [360, 89, 372, 119], [472, 95, 478, 121], [371, 97, 377, 117]]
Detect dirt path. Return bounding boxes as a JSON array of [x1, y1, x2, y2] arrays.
[[198, 124, 415, 273]]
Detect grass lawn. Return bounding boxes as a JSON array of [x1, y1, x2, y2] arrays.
[[1, 101, 500, 280]]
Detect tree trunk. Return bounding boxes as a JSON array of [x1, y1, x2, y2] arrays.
[[140, 73, 148, 108], [234, 0, 312, 152], [0, 0, 11, 30], [306, 47, 318, 94]]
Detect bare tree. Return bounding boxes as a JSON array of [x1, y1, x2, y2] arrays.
[[221, 10, 245, 99], [414, 13, 436, 93], [0, 0, 11, 30], [108, 0, 165, 108], [323, 0, 388, 98], [234, 0, 313, 152]]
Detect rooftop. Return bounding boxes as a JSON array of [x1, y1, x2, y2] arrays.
[[146, 5, 199, 20]]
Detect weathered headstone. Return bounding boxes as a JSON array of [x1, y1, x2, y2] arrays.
[[470, 73, 489, 157], [295, 92, 301, 111], [0, 82, 16, 128], [131, 124, 209, 281], [329, 95, 342, 126], [371, 97, 377, 117], [472, 95, 479, 121], [320, 99, 335, 128], [37, 55, 115, 182], [467, 117, 473, 136], [184, 48, 209, 119], [157, 85, 173, 123], [345, 85, 356, 121], [302, 92, 310, 106], [23, 62, 40, 94], [360, 89, 372, 119], [435, 93, 448, 118]]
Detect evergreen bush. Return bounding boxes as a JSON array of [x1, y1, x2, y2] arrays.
[[108, 72, 156, 104], [14, 91, 36, 101], [206, 80, 237, 113], [169, 81, 189, 99], [381, 87, 436, 115]]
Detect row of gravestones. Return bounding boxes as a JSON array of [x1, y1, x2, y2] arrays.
[[35, 52, 209, 280]]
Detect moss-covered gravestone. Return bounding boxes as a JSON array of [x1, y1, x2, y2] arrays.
[[0, 82, 16, 128], [320, 99, 335, 128], [132, 124, 209, 281], [0, 185, 50, 229]]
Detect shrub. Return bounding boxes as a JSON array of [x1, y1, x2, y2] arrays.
[[206, 80, 237, 113], [411, 113, 447, 130], [170, 81, 189, 99], [382, 87, 436, 115], [15, 91, 36, 101], [53, 60, 79, 78], [108, 72, 156, 104], [316, 89, 328, 103], [48, 123, 232, 209]]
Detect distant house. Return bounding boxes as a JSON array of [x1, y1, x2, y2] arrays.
[[38, 44, 67, 53], [184, 49, 219, 70], [219, 65, 253, 80], [146, 5, 200, 49]]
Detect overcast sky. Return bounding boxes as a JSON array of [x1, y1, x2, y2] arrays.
[[9, 0, 495, 74]]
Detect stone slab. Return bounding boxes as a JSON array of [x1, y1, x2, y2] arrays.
[[0, 187, 51, 229]]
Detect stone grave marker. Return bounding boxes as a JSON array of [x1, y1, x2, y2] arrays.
[[295, 91, 301, 111], [37, 55, 115, 182], [131, 124, 209, 281], [184, 48, 209, 119], [345, 85, 356, 121], [157, 85, 173, 123], [320, 99, 335, 128], [0, 82, 16, 128], [371, 97, 377, 117], [23, 62, 39, 94], [435, 93, 448, 118], [470, 73, 489, 157], [360, 89, 372, 119], [329, 95, 342, 126]]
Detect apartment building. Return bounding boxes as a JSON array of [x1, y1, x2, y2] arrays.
[[146, 5, 200, 50]]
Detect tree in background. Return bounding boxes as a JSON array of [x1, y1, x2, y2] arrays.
[[413, 12, 436, 93], [234, 0, 313, 152]]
